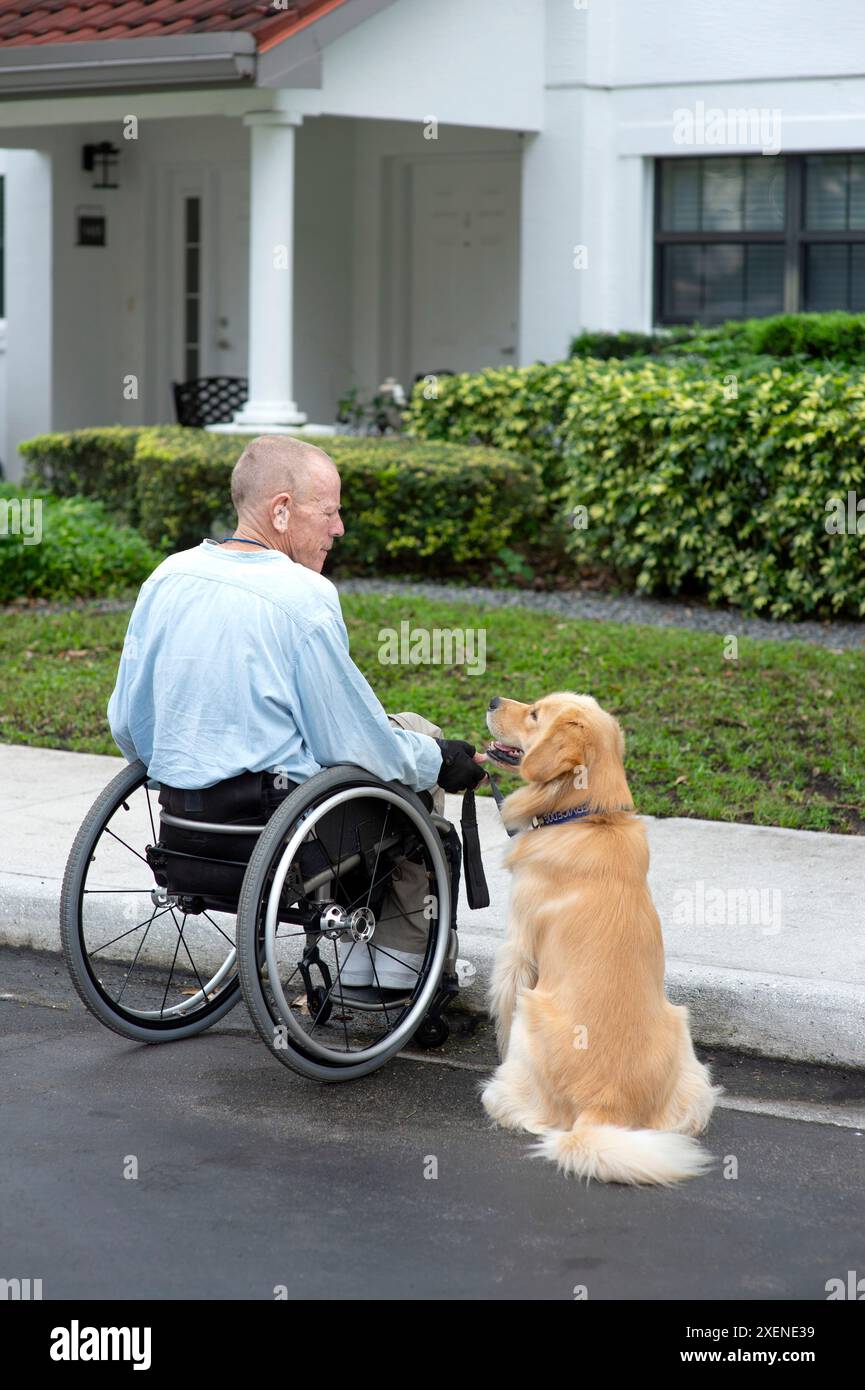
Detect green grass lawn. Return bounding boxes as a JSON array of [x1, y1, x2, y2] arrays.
[[1, 593, 863, 833]]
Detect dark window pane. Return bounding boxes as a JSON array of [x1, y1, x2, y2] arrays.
[[703, 242, 745, 318], [805, 244, 848, 309], [185, 347, 199, 380], [850, 156, 865, 229], [851, 245, 865, 310], [662, 243, 702, 318], [661, 159, 701, 231], [702, 158, 744, 232], [185, 196, 200, 244], [744, 243, 785, 315], [185, 295, 199, 345], [805, 155, 848, 230], [185, 246, 199, 295], [660, 242, 784, 324], [744, 157, 785, 230]]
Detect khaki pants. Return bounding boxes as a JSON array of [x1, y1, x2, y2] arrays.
[[378, 711, 446, 958]]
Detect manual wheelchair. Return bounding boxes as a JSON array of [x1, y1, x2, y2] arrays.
[[60, 759, 478, 1082]]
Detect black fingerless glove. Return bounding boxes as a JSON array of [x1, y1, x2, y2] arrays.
[[434, 738, 486, 793]]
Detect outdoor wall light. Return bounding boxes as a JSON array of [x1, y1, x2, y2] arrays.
[[82, 142, 120, 189]]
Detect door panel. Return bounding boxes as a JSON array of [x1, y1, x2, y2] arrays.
[[156, 163, 249, 412], [408, 156, 519, 380]]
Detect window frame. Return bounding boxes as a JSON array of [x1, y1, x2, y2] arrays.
[[653, 153, 865, 325]]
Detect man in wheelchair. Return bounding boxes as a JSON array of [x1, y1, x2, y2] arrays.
[[106, 434, 487, 998]]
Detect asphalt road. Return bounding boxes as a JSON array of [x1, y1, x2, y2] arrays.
[[2, 947, 864, 1302]]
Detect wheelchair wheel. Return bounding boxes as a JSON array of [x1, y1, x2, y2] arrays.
[[60, 760, 241, 1042], [237, 766, 452, 1082]]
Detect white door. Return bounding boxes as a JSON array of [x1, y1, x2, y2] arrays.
[[210, 164, 249, 380], [155, 164, 249, 409], [407, 155, 519, 380]]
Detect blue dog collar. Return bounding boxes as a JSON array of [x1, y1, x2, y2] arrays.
[[528, 805, 631, 830]]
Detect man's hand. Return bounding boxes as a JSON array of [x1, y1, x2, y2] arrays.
[[434, 738, 488, 793]]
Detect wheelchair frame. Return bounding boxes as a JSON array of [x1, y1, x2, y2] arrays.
[[60, 760, 464, 1082]]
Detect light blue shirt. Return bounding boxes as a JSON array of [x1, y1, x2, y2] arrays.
[[107, 540, 443, 792]]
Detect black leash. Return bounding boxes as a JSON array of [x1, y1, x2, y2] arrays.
[[484, 767, 519, 838], [454, 766, 519, 914]]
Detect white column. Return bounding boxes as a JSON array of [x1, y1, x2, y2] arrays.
[[219, 110, 308, 432], [4, 149, 53, 479]]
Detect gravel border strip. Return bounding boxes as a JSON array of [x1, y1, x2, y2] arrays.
[[5, 582, 864, 652], [336, 579, 865, 652]]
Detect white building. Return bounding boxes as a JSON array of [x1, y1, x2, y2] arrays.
[[1, 0, 865, 478]]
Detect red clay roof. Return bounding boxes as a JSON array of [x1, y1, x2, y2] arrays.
[[0, 1, 348, 51]]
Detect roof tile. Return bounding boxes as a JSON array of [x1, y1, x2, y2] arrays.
[[0, 1, 345, 49]]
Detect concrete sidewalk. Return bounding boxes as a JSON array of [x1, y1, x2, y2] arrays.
[[1, 742, 862, 1069]]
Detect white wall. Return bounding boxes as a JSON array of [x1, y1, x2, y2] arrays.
[[350, 119, 522, 395], [2, 148, 52, 481], [273, 0, 545, 133], [294, 116, 355, 422], [520, 0, 865, 363], [0, 150, 6, 475]]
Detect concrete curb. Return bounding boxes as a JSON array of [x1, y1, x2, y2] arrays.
[[1, 743, 863, 1071], [455, 938, 865, 1071]]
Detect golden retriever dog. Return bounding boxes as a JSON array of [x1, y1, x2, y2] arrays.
[[480, 692, 723, 1185]]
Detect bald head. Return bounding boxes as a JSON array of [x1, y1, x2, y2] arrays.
[[225, 434, 344, 573], [230, 435, 336, 515]]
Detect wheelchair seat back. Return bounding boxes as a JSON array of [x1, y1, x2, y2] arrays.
[[151, 771, 431, 915]]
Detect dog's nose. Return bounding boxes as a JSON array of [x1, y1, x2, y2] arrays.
[[488, 697, 502, 710]]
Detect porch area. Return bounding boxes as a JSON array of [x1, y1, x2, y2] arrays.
[[0, 0, 543, 479]]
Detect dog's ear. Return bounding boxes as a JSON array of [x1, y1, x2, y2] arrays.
[[521, 717, 589, 784]]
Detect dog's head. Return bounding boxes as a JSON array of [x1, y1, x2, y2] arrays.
[[486, 692, 627, 793]]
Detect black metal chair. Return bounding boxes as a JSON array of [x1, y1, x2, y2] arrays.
[[172, 376, 248, 428]]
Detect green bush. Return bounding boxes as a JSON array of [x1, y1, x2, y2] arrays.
[[570, 313, 865, 367], [133, 430, 545, 578], [405, 362, 581, 488], [21, 427, 544, 579], [408, 353, 865, 617], [19, 427, 146, 524], [559, 359, 865, 619], [0, 484, 163, 603], [733, 311, 865, 362], [569, 327, 697, 360]]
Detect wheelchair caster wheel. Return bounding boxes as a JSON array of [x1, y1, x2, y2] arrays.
[[309, 986, 333, 1026], [415, 1015, 449, 1049]]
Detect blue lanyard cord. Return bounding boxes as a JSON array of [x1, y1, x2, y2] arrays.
[[218, 536, 271, 550]]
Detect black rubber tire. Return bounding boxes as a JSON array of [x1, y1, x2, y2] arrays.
[[60, 759, 241, 1042], [414, 1015, 450, 1050], [237, 765, 451, 1083]]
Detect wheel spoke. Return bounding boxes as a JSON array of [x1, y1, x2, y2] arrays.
[[201, 911, 236, 948], [144, 783, 157, 844], [370, 943, 422, 978], [170, 908, 210, 1003], [159, 913, 186, 1017], [114, 907, 162, 1005], [103, 825, 151, 867], [89, 904, 175, 958]]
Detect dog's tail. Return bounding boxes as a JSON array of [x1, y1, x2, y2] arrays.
[[530, 1121, 714, 1186]]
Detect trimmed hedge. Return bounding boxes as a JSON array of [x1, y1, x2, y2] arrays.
[[405, 362, 579, 488], [19, 427, 146, 524], [20, 428, 545, 582], [408, 356, 865, 618], [559, 358, 865, 619], [0, 483, 162, 603], [569, 313, 865, 367]]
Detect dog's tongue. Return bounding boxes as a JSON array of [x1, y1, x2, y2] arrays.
[[488, 741, 522, 766]]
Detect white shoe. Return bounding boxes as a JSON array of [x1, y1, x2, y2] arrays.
[[455, 958, 477, 987], [335, 939, 374, 987], [369, 944, 425, 990]]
